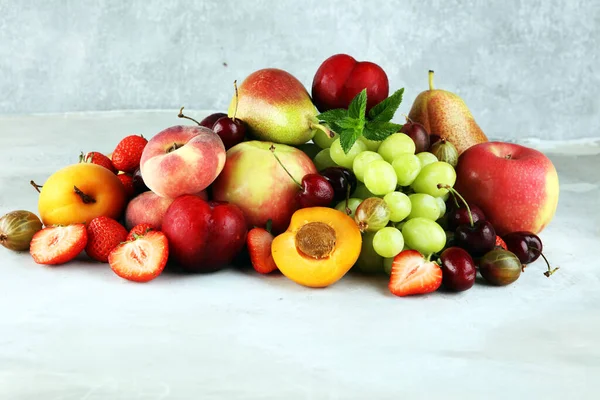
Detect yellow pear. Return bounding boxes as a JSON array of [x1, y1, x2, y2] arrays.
[[407, 71, 488, 155]]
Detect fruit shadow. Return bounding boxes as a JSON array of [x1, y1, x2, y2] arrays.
[[345, 270, 392, 296]]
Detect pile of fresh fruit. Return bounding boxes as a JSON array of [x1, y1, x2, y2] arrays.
[[0, 53, 561, 296]]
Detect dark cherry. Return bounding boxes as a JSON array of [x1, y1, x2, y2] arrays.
[[400, 120, 430, 153], [439, 247, 476, 292], [296, 174, 335, 208], [502, 231, 558, 277], [455, 220, 497, 257], [319, 166, 358, 202], [212, 116, 246, 150], [199, 112, 227, 128], [132, 168, 149, 194], [447, 203, 486, 231]]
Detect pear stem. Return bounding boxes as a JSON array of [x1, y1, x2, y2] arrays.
[[30, 180, 43, 193], [178, 107, 201, 126], [428, 70, 435, 91], [438, 184, 473, 227], [269, 145, 302, 189], [311, 120, 334, 138], [232, 80, 239, 121]]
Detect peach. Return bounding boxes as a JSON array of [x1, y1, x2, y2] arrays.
[[211, 141, 317, 234], [140, 125, 226, 199], [37, 163, 127, 226], [124, 191, 173, 230]]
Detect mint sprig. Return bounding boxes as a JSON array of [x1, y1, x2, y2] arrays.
[[316, 88, 405, 154]]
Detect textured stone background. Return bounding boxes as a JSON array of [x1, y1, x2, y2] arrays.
[[0, 0, 598, 140]]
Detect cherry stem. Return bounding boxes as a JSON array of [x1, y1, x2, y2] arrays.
[[232, 80, 239, 122], [438, 184, 473, 227], [344, 184, 352, 215], [269, 145, 302, 189], [74, 186, 96, 204], [30, 180, 43, 193], [428, 70, 435, 91], [178, 107, 201, 126], [311, 120, 334, 138], [537, 250, 559, 277], [401, 113, 413, 123]]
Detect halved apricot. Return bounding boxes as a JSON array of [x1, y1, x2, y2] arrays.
[[271, 207, 362, 288]]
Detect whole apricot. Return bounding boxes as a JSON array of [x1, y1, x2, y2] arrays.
[[37, 163, 127, 226]]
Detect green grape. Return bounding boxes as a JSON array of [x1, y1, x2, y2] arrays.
[[373, 227, 404, 258], [353, 232, 384, 274], [330, 138, 367, 169], [355, 197, 391, 232], [440, 191, 450, 202], [401, 217, 446, 255], [352, 151, 383, 182], [408, 193, 441, 221], [410, 161, 457, 197], [391, 153, 422, 186], [395, 221, 406, 231], [416, 152, 438, 168], [296, 143, 321, 159], [436, 196, 447, 219], [313, 130, 339, 149], [359, 136, 381, 152], [352, 183, 380, 199], [377, 133, 416, 163], [334, 198, 362, 218], [363, 160, 397, 195], [383, 192, 411, 222], [313, 148, 338, 171]]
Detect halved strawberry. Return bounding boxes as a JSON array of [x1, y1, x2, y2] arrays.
[[108, 230, 168, 282], [247, 227, 278, 274], [389, 249, 443, 297], [126, 223, 156, 241], [495, 236, 508, 250], [30, 224, 88, 265]]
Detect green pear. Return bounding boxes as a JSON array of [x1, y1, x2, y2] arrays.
[[228, 68, 330, 146], [407, 70, 488, 155]]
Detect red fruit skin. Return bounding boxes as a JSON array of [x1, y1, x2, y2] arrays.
[[454, 142, 559, 236], [246, 227, 278, 274], [82, 152, 117, 174], [117, 174, 136, 199], [85, 216, 128, 263], [161, 195, 248, 272], [126, 223, 156, 241], [312, 54, 389, 112], [112, 135, 148, 173], [495, 236, 508, 251], [440, 247, 476, 292], [296, 174, 335, 208], [199, 112, 227, 128]]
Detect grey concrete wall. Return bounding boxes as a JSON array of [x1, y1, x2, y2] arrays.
[[0, 0, 598, 140]]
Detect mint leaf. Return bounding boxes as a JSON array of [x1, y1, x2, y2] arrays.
[[368, 88, 405, 122], [317, 109, 347, 126], [363, 121, 403, 141], [335, 117, 360, 130], [339, 128, 362, 154], [348, 89, 368, 120]]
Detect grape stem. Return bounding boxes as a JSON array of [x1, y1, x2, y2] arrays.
[[438, 184, 473, 227], [269, 145, 303, 189], [178, 107, 201, 126]]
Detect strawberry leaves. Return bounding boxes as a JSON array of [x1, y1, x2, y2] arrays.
[[316, 88, 405, 153]]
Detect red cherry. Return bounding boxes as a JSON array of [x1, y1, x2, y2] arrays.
[[199, 112, 227, 128], [296, 174, 335, 209], [312, 54, 389, 113], [440, 247, 476, 292], [447, 204, 486, 231], [212, 116, 246, 150]]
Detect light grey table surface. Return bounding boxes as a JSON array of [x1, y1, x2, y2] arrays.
[[0, 111, 598, 400]]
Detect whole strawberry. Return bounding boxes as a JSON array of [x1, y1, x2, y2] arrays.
[[80, 151, 117, 174], [495, 236, 508, 250], [85, 216, 128, 262], [117, 174, 135, 200], [112, 135, 148, 173]]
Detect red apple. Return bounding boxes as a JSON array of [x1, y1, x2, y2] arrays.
[[454, 142, 559, 236], [161, 195, 247, 272], [311, 54, 389, 113], [211, 141, 317, 234], [140, 125, 226, 199]]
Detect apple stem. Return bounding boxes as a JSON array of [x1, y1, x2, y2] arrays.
[[428, 70, 435, 90], [178, 107, 201, 126], [232, 80, 239, 122], [269, 145, 303, 189], [311, 120, 335, 138], [74, 186, 96, 204], [438, 184, 473, 227], [30, 180, 43, 193]]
